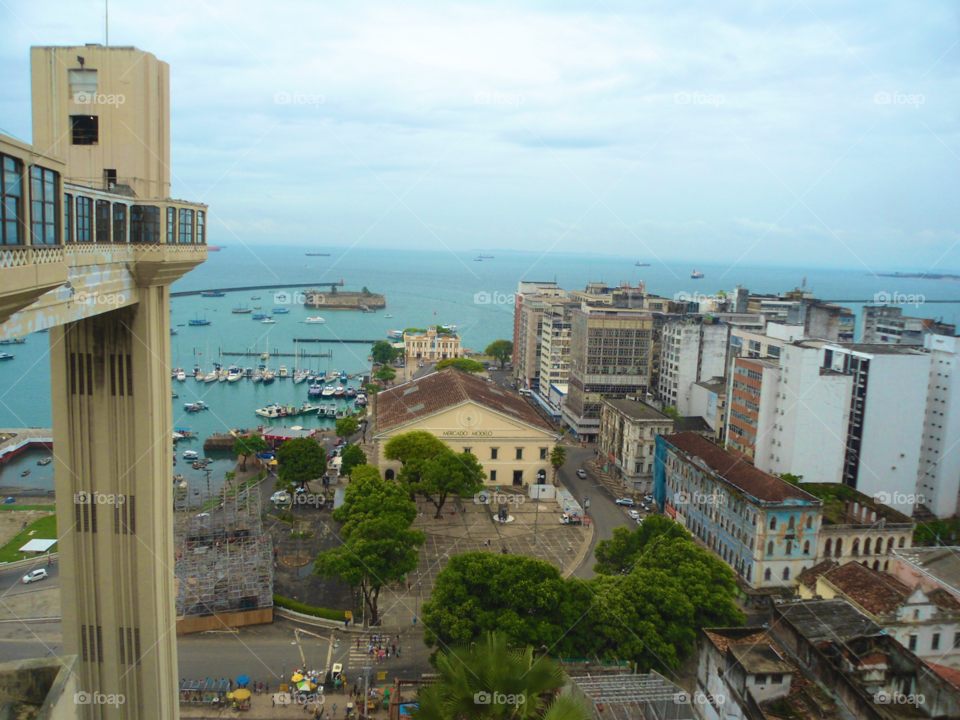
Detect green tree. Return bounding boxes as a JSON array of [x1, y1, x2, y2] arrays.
[[316, 467, 424, 626], [401, 449, 486, 518], [662, 405, 682, 421], [413, 632, 590, 720], [276, 437, 327, 489], [484, 339, 514, 368], [335, 416, 360, 440], [435, 357, 485, 373], [549, 446, 566, 485], [340, 444, 367, 476], [404, 327, 427, 334], [363, 383, 381, 396], [374, 366, 396, 385], [371, 341, 397, 365], [362, 286, 371, 296], [232, 433, 268, 470], [384, 430, 447, 465], [422, 553, 578, 650]]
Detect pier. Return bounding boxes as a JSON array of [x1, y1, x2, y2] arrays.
[[220, 351, 332, 358], [293, 338, 382, 344], [170, 281, 344, 298]]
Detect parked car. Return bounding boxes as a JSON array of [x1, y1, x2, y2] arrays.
[[635, 516, 643, 525], [628, 510, 640, 520], [576, 469, 587, 479], [334, 438, 345, 447], [643, 494, 653, 503], [22, 569, 48, 584], [615, 498, 635, 507]]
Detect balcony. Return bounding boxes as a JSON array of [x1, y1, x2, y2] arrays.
[[0, 245, 69, 326]]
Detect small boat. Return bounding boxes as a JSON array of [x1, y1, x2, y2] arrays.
[[204, 371, 218, 383], [21, 469, 30, 477], [227, 367, 243, 382], [188, 314, 211, 326], [339, 371, 348, 380], [478, 254, 494, 259], [252, 313, 269, 320], [306, 252, 331, 256], [273, 308, 290, 314], [262, 370, 276, 384], [183, 402, 208, 412], [345, 386, 357, 398], [0, 353, 14, 361], [321, 384, 336, 397], [170, 328, 179, 335], [171, 391, 179, 399], [253, 306, 262, 309], [335, 408, 348, 420], [691, 270, 705, 279], [384, 314, 393, 318], [387, 330, 403, 339], [278, 366, 288, 378], [635, 261, 651, 266], [183, 450, 199, 459], [355, 394, 367, 408], [255, 403, 285, 419], [232, 305, 252, 314], [304, 317, 325, 324], [260, 353, 269, 360], [308, 382, 323, 397], [293, 370, 308, 384], [176, 370, 186, 382], [253, 372, 263, 382], [262, 318, 276, 324], [334, 386, 345, 398], [251, 295, 261, 300], [0, 338, 25, 345], [300, 402, 319, 414], [474, 257, 483, 262], [38, 457, 52, 466], [200, 291, 226, 297]]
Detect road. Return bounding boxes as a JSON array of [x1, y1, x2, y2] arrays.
[[0, 563, 59, 596]]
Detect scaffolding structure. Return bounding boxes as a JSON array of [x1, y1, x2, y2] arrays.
[[566, 672, 695, 720], [174, 482, 273, 617]]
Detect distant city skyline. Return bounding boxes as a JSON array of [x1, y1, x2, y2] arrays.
[[1, 1, 957, 271]]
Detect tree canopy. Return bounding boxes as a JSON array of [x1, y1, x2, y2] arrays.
[[384, 430, 447, 465], [374, 366, 397, 385], [549, 446, 566, 484], [232, 433, 268, 469], [316, 465, 425, 626], [425, 516, 743, 673], [413, 632, 590, 720], [371, 341, 398, 365], [435, 357, 485, 373], [335, 416, 360, 439], [275, 437, 327, 490], [340, 444, 367, 477], [485, 339, 514, 368]]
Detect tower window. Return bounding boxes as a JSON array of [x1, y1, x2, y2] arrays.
[[71, 115, 99, 145]]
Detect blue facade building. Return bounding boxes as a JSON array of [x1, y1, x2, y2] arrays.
[[654, 432, 823, 589]]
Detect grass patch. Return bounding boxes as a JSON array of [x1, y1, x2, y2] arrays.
[[272, 595, 347, 622], [0, 514, 58, 564]]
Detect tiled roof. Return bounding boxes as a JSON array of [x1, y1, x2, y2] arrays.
[[602, 397, 669, 422], [927, 661, 960, 690], [375, 368, 556, 434], [776, 599, 883, 643], [821, 562, 911, 615], [797, 559, 838, 588], [663, 432, 821, 504]]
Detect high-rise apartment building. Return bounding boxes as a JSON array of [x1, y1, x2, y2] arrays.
[[1, 45, 209, 718], [657, 316, 728, 414], [535, 299, 577, 418], [917, 334, 960, 518], [862, 305, 956, 346], [512, 281, 565, 392], [563, 306, 654, 441]]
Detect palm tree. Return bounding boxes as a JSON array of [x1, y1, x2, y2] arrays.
[[549, 446, 567, 486], [412, 632, 590, 720]]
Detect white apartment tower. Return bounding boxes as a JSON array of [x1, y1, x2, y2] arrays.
[[658, 317, 728, 414]]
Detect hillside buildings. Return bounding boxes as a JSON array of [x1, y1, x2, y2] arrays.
[[862, 304, 955, 345], [598, 398, 673, 493], [374, 368, 559, 486]]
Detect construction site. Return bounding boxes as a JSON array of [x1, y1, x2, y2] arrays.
[[173, 480, 274, 635]]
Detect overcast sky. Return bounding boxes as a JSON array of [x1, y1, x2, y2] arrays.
[[1, 1, 958, 269]]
